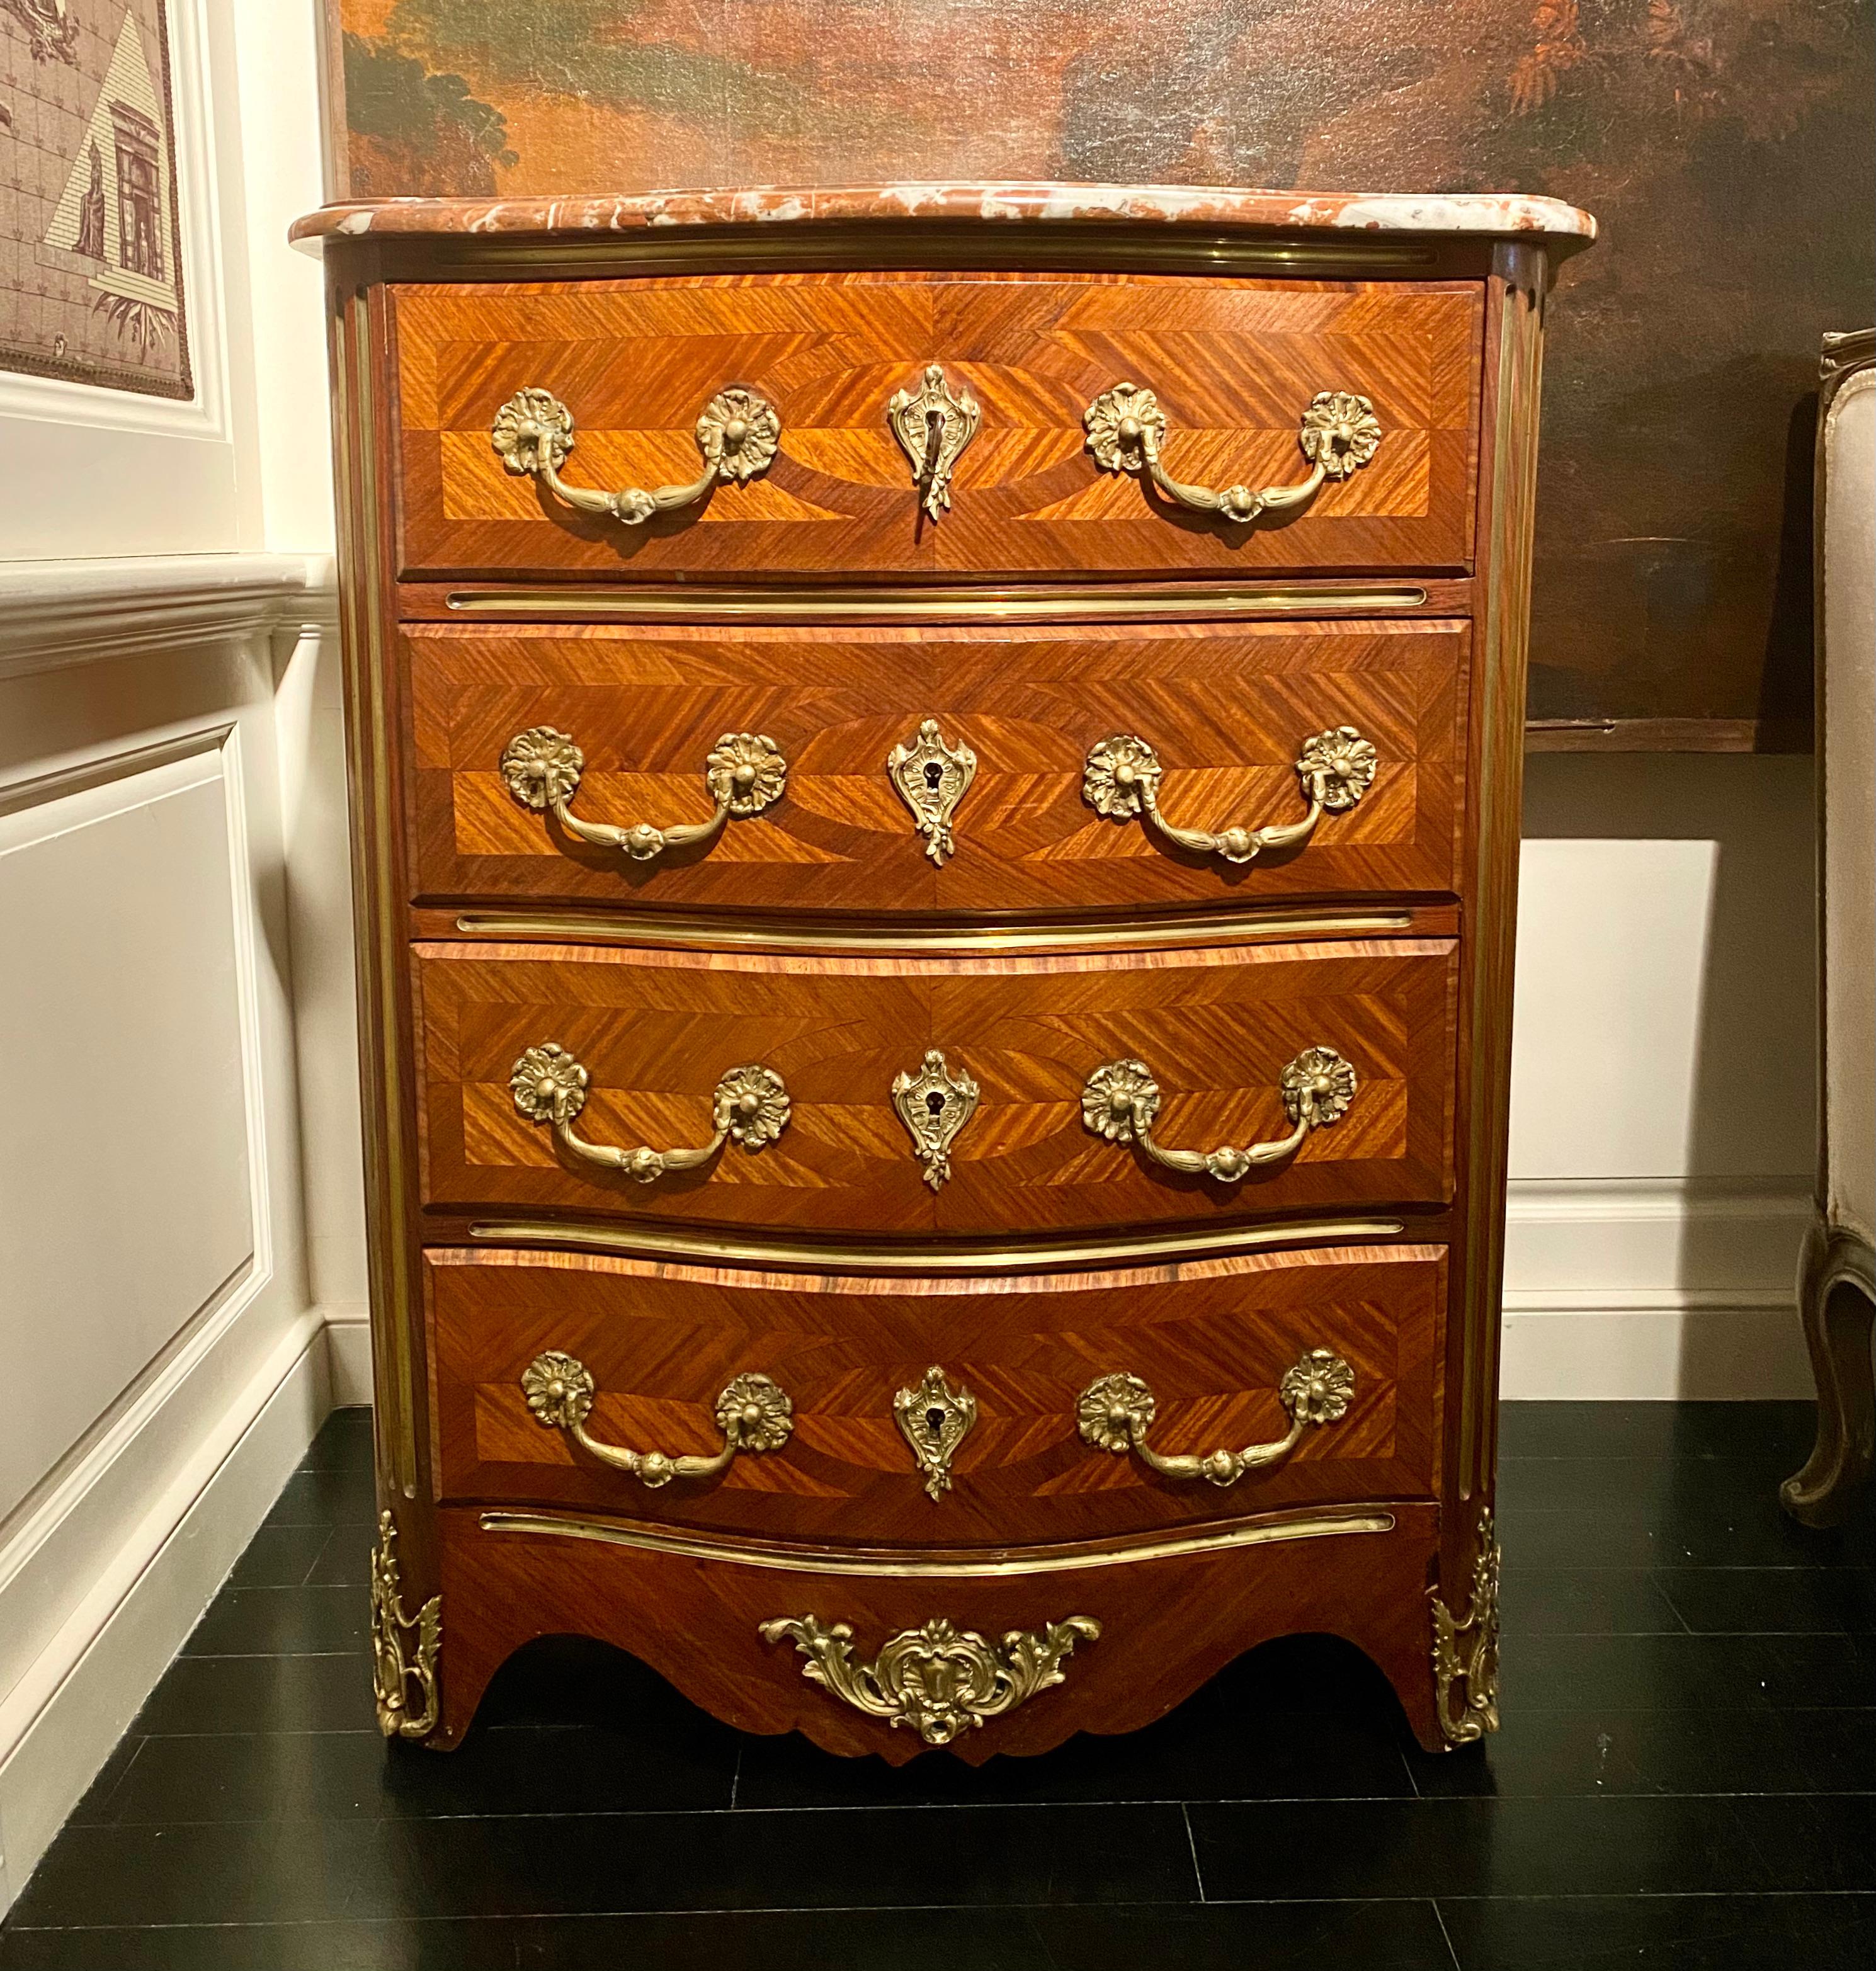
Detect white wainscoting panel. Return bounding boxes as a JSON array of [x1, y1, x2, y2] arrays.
[[0, 560, 333, 1913], [0, 742, 256, 1525]]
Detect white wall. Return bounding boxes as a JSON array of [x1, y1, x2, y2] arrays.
[[1504, 752, 1817, 1397], [0, 1, 340, 1913]]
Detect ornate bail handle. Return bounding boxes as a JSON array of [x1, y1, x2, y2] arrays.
[[510, 1043, 790, 1183], [491, 384, 781, 524], [1084, 725, 1377, 865], [1081, 1046, 1356, 1182], [1084, 383, 1382, 523], [500, 725, 787, 863], [522, 1353, 793, 1486], [1077, 1350, 1356, 1485]]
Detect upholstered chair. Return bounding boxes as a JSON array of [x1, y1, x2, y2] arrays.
[[1783, 329, 1875, 1526]]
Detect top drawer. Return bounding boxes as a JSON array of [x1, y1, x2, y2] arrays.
[[390, 273, 1483, 583]]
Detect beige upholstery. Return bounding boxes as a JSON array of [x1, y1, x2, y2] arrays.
[[1819, 354, 1873, 1252], [1784, 329, 1875, 1526]]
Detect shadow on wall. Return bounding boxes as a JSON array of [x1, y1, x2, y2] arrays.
[[1513, 751, 1817, 1397]]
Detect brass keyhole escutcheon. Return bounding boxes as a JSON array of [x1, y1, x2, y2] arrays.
[[887, 366, 981, 520], [892, 1049, 980, 1191], [887, 719, 977, 866], [894, 1367, 979, 1502]]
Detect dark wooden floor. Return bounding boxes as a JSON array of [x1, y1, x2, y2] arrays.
[[3, 1402, 1870, 1968]]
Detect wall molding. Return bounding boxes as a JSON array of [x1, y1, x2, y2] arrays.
[[0, 554, 336, 683]]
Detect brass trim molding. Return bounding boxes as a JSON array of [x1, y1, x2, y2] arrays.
[[370, 1511, 440, 1740], [761, 1612, 1098, 1745], [443, 581, 1431, 624], [339, 290, 421, 1499], [406, 227, 1444, 283], [478, 1504, 1397, 1576], [1430, 1508, 1502, 1744], [463, 1213, 1411, 1275], [450, 906, 1418, 957]]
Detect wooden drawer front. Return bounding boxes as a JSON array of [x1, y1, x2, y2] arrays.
[[392, 273, 1482, 581], [428, 1244, 1445, 1544], [414, 935, 1457, 1236], [409, 618, 1467, 913]]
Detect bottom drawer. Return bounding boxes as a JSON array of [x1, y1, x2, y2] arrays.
[[437, 1498, 1450, 1760], [428, 1242, 1445, 1547]]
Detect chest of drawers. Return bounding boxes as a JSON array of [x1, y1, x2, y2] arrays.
[[298, 184, 1593, 1761]]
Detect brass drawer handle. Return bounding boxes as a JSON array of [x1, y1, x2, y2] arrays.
[[523, 1353, 793, 1486], [1077, 1350, 1356, 1486], [1082, 1046, 1356, 1182], [1084, 725, 1377, 865], [491, 384, 780, 523], [501, 725, 786, 861], [1084, 384, 1382, 523], [509, 1044, 790, 1182]]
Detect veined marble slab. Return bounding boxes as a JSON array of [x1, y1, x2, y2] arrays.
[[291, 180, 1596, 249]]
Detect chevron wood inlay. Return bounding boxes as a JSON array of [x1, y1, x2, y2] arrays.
[[326, 213, 1579, 1759], [428, 1242, 1445, 1547], [404, 617, 1467, 914], [391, 271, 1482, 580], [413, 934, 1456, 1235]]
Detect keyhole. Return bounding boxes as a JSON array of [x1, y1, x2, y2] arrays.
[[926, 1091, 947, 1116], [925, 1406, 948, 1439], [923, 761, 945, 791]]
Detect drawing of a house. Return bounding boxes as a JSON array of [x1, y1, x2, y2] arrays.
[[42, 9, 181, 358]]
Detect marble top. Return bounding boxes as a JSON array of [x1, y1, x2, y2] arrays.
[[290, 181, 1596, 251]]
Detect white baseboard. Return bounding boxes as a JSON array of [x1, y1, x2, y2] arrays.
[[1503, 1175, 1811, 1297], [0, 1312, 335, 1914], [1498, 1176, 1812, 1400], [1501, 1292, 1814, 1400], [322, 1304, 373, 1409]]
